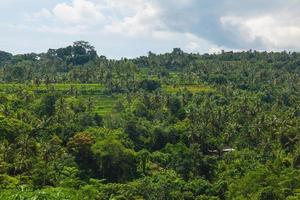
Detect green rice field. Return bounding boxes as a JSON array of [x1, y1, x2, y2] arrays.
[[0, 83, 120, 116], [163, 84, 215, 93]]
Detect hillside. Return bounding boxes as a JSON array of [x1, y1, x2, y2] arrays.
[[0, 42, 299, 199]]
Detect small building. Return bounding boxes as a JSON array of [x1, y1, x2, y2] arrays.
[[208, 147, 235, 155]]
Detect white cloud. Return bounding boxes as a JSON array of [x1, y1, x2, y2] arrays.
[[101, 0, 147, 13], [104, 1, 164, 36], [52, 0, 104, 25], [25, 0, 106, 34], [220, 12, 300, 50], [26, 8, 52, 21], [183, 33, 226, 53], [26, 0, 104, 25]]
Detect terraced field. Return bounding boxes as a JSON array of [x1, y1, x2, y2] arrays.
[[163, 84, 215, 93], [0, 83, 214, 115], [0, 83, 120, 116], [0, 83, 104, 94]]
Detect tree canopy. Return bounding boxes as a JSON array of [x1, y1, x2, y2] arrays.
[[0, 42, 299, 199]]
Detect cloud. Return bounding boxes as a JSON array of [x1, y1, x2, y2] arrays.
[[104, 1, 164, 36], [24, 0, 106, 35], [220, 12, 300, 50], [101, 0, 147, 13], [53, 0, 104, 25], [3, 0, 300, 57], [101, 0, 224, 54], [29, 0, 105, 26], [26, 8, 52, 21]]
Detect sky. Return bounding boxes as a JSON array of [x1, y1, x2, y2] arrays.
[[1, 0, 300, 58]]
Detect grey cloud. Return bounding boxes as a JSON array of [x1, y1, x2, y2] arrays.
[[151, 0, 300, 50]]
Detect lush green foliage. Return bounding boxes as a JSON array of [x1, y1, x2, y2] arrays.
[[0, 42, 299, 199]]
